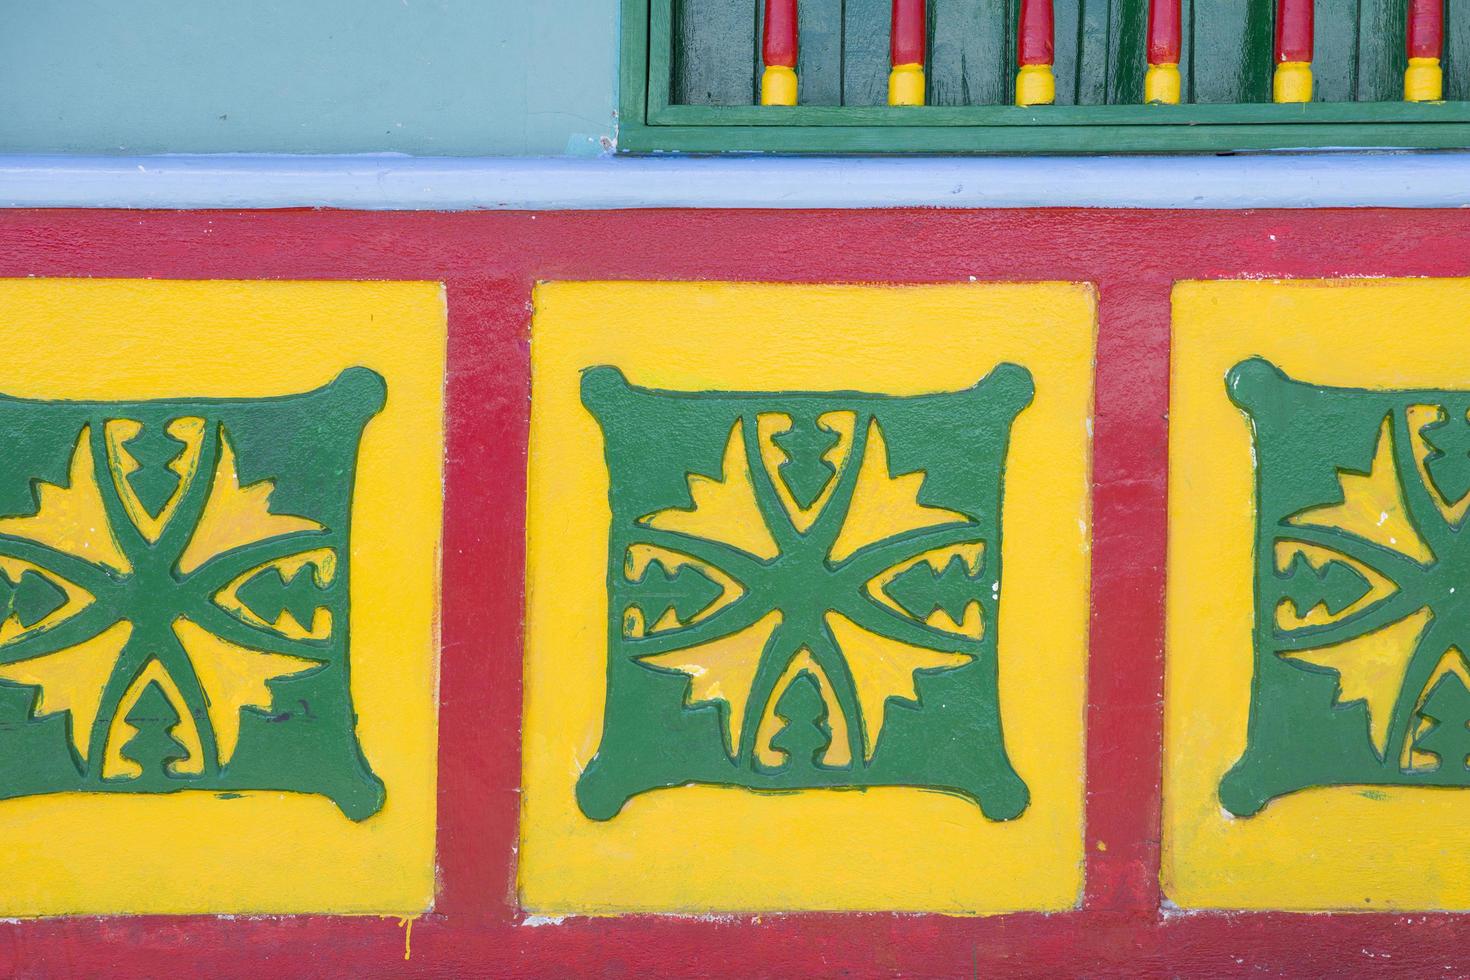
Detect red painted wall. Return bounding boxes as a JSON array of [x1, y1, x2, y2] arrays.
[[1, 208, 1468, 976]]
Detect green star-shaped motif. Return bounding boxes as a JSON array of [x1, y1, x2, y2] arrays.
[[576, 364, 1034, 822]]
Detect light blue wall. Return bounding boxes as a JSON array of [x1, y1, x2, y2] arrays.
[[0, 1, 617, 156]]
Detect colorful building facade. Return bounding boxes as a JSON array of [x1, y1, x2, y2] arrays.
[[4, 1, 1470, 975]]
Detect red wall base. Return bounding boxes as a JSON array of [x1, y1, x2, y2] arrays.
[[0, 208, 1466, 975]]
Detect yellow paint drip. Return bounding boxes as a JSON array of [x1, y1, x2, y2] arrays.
[[399, 916, 414, 961]]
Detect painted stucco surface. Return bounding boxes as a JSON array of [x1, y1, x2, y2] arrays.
[[0, 1, 615, 156], [520, 281, 1092, 914], [1165, 277, 1470, 911], [0, 208, 1468, 973], [0, 279, 444, 915]]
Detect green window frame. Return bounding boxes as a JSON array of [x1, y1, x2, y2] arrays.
[[619, 0, 1470, 153]]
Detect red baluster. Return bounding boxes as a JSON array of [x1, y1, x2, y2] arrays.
[[1406, 0, 1444, 101], [761, 0, 799, 105], [888, 0, 926, 105], [1273, 0, 1313, 103], [1145, 0, 1181, 104], [1016, 0, 1055, 105]]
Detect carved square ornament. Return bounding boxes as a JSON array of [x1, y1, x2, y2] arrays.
[[0, 279, 444, 916], [521, 281, 1093, 914], [1166, 278, 1470, 910]]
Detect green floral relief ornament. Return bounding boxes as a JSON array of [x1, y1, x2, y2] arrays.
[[576, 364, 1035, 821], [1224, 358, 1470, 816], [0, 369, 386, 820]]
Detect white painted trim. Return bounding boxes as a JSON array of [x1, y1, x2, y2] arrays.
[[1, 153, 1469, 210]]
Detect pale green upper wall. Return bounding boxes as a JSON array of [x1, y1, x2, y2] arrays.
[[0, 1, 617, 156]]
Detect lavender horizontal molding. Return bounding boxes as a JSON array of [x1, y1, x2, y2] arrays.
[[2, 152, 1470, 210]]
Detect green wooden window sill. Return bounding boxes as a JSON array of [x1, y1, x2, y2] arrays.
[[621, 0, 1470, 154]]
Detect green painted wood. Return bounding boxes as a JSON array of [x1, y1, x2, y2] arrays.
[[1313, 0, 1359, 103], [1449, 0, 1470, 101], [798, 0, 846, 105], [1189, 0, 1273, 103], [673, 0, 758, 105], [842, 0, 892, 106], [1107, 0, 1148, 106], [929, 0, 1011, 107], [1178, 0, 1195, 103], [649, 0, 675, 114], [1355, 0, 1405, 102], [1051, 0, 1082, 105], [1070, 0, 1110, 105], [631, 0, 1470, 151], [653, 100, 1470, 127], [664, 0, 1423, 109], [620, 118, 1470, 151]]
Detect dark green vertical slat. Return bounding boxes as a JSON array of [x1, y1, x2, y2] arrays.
[[929, 0, 1011, 104], [842, 0, 892, 104], [1107, 0, 1148, 104], [1052, 0, 1082, 105], [673, 0, 759, 104], [650, 0, 676, 111], [1313, 0, 1360, 101], [1179, 0, 1195, 102], [795, 0, 847, 104], [1354, 0, 1403, 100], [1074, 0, 1112, 103], [1005, 0, 1019, 100], [1191, 0, 1274, 103], [1448, 0, 1470, 100]]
